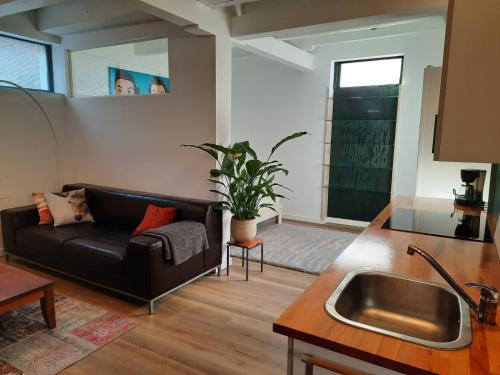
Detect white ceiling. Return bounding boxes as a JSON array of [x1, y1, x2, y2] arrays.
[[232, 14, 445, 67], [0, 0, 446, 63], [283, 16, 445, 52], [0, 0, 162, 40]]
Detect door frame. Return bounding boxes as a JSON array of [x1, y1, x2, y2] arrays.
[[321, 56, 404, 226]]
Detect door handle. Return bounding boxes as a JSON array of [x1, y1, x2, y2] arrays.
[[432, 114, 438, 154], [300, 353, 365, 375]]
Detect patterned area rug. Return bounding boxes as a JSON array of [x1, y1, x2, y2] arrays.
[[0, 295, 138, 375], [231, 222, 359, 274]]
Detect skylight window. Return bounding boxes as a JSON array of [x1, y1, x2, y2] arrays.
[[337, 57, 403, 88]]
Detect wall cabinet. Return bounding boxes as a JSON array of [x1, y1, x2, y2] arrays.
[[416, 67, 491, 198], [434, 0, 500, 163]]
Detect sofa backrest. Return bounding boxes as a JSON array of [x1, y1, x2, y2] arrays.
[[62, 183, 216, 232]]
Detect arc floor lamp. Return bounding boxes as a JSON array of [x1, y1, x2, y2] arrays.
[[0, 80, 63, 189]]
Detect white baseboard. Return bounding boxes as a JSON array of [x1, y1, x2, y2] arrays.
[[284, 214, 369, 228], [282, 214, 324, 224], [325, 217, 369, 228]]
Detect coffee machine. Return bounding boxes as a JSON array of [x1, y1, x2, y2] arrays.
[[453, 169, 487, 208]]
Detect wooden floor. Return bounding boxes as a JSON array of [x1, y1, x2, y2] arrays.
[[1, 257, 316, 375]]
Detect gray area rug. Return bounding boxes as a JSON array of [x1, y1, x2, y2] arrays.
[[231, 222, 358, 275]]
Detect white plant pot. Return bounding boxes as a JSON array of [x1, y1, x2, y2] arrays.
[[231, 216, 257, 243]]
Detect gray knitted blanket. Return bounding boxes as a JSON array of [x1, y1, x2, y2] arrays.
[[142, 221, 209, 265]]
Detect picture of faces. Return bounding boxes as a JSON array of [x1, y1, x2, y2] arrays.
[[109, 67, 170, 96], [114, 70, 137, 96], [149, 77, 168, 94]]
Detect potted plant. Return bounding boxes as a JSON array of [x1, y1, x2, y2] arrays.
[[183, 132, 307, 243]]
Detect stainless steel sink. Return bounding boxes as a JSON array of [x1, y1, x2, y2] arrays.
[[325, 271, 472, 350]]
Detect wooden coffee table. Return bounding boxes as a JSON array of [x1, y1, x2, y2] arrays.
[[0, 263, 56, 328]]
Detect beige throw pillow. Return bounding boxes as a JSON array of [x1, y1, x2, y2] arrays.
[[44, 188, 94, 227]]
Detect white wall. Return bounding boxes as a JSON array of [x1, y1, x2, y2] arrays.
[[416, 67, 491, 199], [0, 89, 66, 250], [232, 55, 323, 222], [232, 30, 446, 223]]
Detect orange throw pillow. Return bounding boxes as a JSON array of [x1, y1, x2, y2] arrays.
[[32, 192, 53, 224], [133, 204, 177, 236]]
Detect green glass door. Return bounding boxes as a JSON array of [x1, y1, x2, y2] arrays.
[[327, 84, 399, 222]]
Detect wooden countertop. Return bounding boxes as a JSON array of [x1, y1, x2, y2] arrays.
[[273, 197, 500, 375]]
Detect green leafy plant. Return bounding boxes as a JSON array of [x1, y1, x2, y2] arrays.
[[183, 132, 308, 220]]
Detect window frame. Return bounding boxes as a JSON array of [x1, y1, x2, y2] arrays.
[[68, 38, 171, 98], [0, 33, 54, 93], [333, 56, 404, 89]]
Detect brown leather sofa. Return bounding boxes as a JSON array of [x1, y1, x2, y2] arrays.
[[1, 183, 222, 313]]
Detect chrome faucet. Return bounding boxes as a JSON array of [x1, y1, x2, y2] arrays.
[[407, 244, 498, 326]]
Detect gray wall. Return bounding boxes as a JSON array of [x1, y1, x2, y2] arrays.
[[0, 89, 66, 249], [64, 35, 217, 199]]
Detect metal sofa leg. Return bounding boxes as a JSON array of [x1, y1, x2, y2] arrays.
[[145, 266, 219, 315], [4, 253, 10, 262]]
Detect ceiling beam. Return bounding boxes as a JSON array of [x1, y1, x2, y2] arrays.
[[61, 20, 186, 51], [197, 0, 260, 8], [131, 0, 230, 36], [0, 0, 66, 18], [0, 12, 60, 44], [234, 37, 315, 71], [287, 16, 445, 51], [38, 0, 154, 35], [231, 0, 447, 39]]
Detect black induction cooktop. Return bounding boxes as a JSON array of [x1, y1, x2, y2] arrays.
[[382, 208, 493, 243]]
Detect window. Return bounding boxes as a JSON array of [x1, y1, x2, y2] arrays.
[[0, 34, 53, 91], [69, 38, 170, 98], [335, 57, 403, 88]]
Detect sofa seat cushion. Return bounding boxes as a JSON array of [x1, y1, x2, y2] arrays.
[[63, 231, 132, 273], [16, 223, 109, 259]]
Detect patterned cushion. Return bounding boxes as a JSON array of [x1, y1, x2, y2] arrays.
[[44, 188, 95, 227], [32, 192, 53, 225]]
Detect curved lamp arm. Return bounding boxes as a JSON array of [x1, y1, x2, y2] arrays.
[[0, 80, 63, 189]]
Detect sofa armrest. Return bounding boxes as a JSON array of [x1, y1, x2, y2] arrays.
[[123, 205, 222, 300], [124, 235, 164, 297], [1, 205, 39, 252], [125, 204, 222, 266], [204, 205, 223, 269]]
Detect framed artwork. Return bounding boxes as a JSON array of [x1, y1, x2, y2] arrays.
[[108, 67, 170, 96]]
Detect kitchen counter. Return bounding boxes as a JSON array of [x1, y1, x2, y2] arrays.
[[273, 197, 500, 374]]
